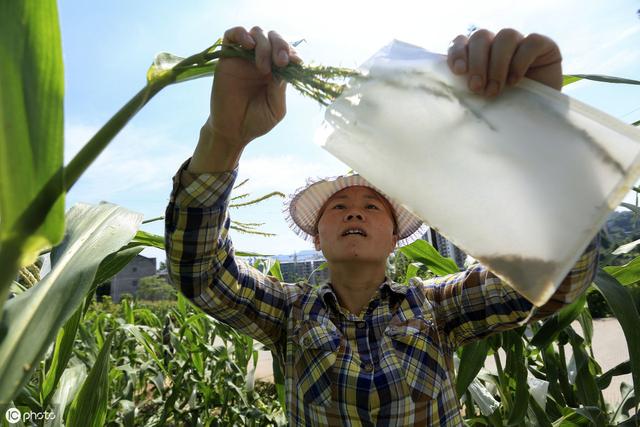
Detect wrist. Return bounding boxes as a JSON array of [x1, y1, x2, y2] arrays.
[[188, 121, 246, 173]]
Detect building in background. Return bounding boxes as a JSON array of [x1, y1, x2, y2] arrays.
[[423, 229, 467, 269], [280, 259, 329, 284], [277, 250, 329, 284], [96, 255, 156, 302]]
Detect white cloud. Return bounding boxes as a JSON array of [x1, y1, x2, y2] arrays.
[[64, 122, 191, 206], [236, 154, 346, 195]]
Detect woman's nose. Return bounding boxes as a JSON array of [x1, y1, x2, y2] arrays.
[[344, 209, 364, 222]]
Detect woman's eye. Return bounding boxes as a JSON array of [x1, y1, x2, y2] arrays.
[[332, 204, 346, 209], [366, 204, 379, 210]]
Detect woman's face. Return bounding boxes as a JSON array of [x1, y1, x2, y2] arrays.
[[314, 186, 397, 264]]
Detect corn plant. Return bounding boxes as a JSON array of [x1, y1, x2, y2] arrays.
[[396, 229, 640, 426], [0, 0, 353, 418], [3, 1, 640, 425]]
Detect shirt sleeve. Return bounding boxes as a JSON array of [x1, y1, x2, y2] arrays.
[[422, 236, 599, 349], [164, 159, 295, 351]]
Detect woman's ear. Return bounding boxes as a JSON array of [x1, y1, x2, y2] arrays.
[[313, 234, 321, 251]]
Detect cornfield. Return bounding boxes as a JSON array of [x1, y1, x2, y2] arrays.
[[1, 1, 640, 426]]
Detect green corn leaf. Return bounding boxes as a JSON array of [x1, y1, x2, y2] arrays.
[[563, 74, 640, 86], [568, 329, 602, 407], [268, 260, 284, 282], [66, 334, 113, 427], [122, 298, 134, 324], [92, 246, 143, 291], [528, 394, 553, 427], [456, 340, 489, 398], [122, 324, 168, 376], [129, 230, 164, 250], [236, 250, 272, 257], [403, 263, 421, 284], [0, 0, 65, 306], [603, 256, 640, 286], [597, 360, 631, 390], [562, 75, 583, 86], [506, 332, 529, 426], [0, 203, 141, 406], [531, 293, 586, 348], [399, 239, 459, 276], [41, 306, 83, 406], [593, 269, 640, 410], [578, 309, 594, 347], [272, 351, 287, 411], [49, 364, 87, 427]]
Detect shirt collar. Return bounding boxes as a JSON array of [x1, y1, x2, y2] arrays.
[[318, 277, 409, 312]]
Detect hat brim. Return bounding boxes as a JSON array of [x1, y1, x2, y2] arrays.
[[284, 175, 426, 247]]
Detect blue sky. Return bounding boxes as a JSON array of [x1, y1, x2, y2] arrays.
[[59, 1, 640, 264]]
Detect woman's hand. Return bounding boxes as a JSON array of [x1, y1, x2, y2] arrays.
[[189, 26, 302, 173], [447, 28, 563, 97]]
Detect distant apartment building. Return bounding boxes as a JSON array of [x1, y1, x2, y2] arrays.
[[96, 255, 156, 302], [423, 229, 467, 269], [280, 258, 329, 285]]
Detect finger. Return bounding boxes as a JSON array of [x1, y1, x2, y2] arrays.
[[268, 30, 291, 68], [467, 29, 494, 93], [486, 28, 523, 96], [267, 77, 287, 123], [509, 33, 561, 86], [222, 26, 255, 49], [447, 35, 468, 75], [250, 26, 271, 74], [289, 47, 304, 64]]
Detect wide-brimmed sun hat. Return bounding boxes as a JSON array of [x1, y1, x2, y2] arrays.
[[284, 174, 427, 247]]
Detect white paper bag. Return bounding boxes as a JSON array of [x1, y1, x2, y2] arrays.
[[317, 40, 640, 306]]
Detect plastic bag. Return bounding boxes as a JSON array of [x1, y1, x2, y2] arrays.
[[317, 40, 640, 306]]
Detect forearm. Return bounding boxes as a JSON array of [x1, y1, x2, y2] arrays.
[[164, 161, 290, 348], [424, 235, 600, 348], [187, 119, 245, 174], [530, 235, 600, 319]]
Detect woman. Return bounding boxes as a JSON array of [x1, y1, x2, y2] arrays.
[[165, 25, 598, 426]]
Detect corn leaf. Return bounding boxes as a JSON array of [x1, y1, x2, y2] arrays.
[[593, 270, 640, 410], [41, 306, 83, 405], [506, 331, 529, 426], [129, 230, 164, 250], [0, 203, 141, 405], [456, 340, 489, 398], [403, 263, 421, 284], [91, 246, 144, 291], [568, 329, 602, 407], [49, 364, 87, 427], [603, 256, 640, 286], [563, 74, 640, 86], [268, 260, 284, 281], [66, 334, 113, 427], [0, 0, 65, 306], [399, 239, 459, 276], [531, 293, 586, 348], [597, 360, 631, 390]]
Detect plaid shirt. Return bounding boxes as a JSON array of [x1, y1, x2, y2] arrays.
[[165, 160, 599, 426]]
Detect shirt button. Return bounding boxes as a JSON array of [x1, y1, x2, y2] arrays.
[[302, 337, 311, 347], [362, 362, 373, 373], [356, 321, 366, 329]]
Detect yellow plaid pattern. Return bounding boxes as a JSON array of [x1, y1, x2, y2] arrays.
[[165, 159, 599, 426]]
